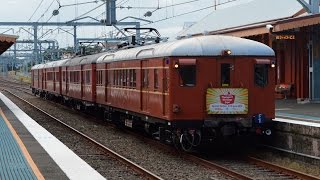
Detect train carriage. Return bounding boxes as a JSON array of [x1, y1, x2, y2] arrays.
[[31, 35, 275, 151], [97, 36, 275, 150], [62, 53, 104, 107], [31, 64, 45, 96]]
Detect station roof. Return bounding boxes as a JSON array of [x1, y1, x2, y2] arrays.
[[0, 34, 18, 55], [178, 0, 304, 37]]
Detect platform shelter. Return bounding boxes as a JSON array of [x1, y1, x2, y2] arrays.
[[0, 34, 17, 55]]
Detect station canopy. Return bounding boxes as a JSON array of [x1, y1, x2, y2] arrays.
[[0, 34, 17, 55], [178, 0, 304, 37]]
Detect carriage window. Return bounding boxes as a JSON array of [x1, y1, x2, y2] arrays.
[[63, 71, 66, 82], [133, 69, 136, 88], [179, 65, 196, 87], [254, 64, 268, 87], [143, 69, 149, 88], [221, 63, 231, 87], [154, 69, 159, 90], [86, 71, 90, 84]]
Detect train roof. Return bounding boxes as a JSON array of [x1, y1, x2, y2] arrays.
[[65, 53, 106, 66], [31, 35, 275, 69], [31, 63, 46, 70], [44, 59, 69, 68], [31, 59, 69, 70], [97, 35, 274, 63]]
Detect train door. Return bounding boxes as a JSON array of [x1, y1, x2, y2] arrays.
[[141, 60, 149, 112], [217, 59, 235, 88], [66, 68, 69, 94], [53, 69, 56, 92], [44, 69, 47, 89], [105, 64, 108, 103], [80, 65, 87, 98], [162, 59, 168, 115]]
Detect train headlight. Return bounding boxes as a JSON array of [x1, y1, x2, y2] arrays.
[[222, 50, 232, 56], [174, 62, 179, 69], [271, 61, 276, 68]]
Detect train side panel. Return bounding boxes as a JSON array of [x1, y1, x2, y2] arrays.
[[105, 60, 141, 113], [67, 66, 82, 99]]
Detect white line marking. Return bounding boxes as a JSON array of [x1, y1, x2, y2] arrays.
[[274, 117, 320, 128]]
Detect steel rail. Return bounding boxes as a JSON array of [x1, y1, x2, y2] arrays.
[[248, 156, 320, 180], [3, 89, 163, 180], [182, 154, 253, 180]]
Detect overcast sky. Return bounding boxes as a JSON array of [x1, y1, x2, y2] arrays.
[[0, 0, 253, 48]]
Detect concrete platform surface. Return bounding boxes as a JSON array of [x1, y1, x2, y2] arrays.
[[276, 99, 320, 121]]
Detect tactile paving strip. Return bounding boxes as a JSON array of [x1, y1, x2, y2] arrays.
[[0, 113, 37, 180]]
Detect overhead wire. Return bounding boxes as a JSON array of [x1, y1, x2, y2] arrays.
[[36, 0, 56, 22], [28, 0, 45, 21], [141, 0, 239, 26], [74, 2, 106, 19]]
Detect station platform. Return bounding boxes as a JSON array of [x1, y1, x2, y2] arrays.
[[0, 92, 105, 180], [275, 99, 320, 125]]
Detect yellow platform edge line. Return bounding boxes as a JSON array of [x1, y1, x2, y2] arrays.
[[0, 108, 45, 180]]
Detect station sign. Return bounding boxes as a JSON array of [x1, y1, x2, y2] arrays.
[[206, 88, 248, 114], [275, 35, 295, 40]]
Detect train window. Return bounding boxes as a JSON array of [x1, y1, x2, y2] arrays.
[[96, 71, 103, 85], [55, 72, 59, 81], [132, 69, 136, 88], [179, 65, 196, 87], [107, 70, 110, 85], [119, 70, 123, 87], [254, 64, 268, 87], [221, 63, 231, 87], [129, 69, 133, 88], [154, 69, 159, 90], [63, 71, 66, 82], [76, 71, 80, 84], [143, 69, 149, 88], [116, 70, 120, 86], [112, 71, 116, 86], [123, 70, 127, 87], [86, 71, 90, 84]]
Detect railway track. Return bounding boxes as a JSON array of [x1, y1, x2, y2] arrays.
[[120, 128, 320, 180], [1, 79, 319, 180], [2, 89, 162, 180]]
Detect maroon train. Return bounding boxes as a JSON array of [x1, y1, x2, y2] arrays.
[[31, 35, 275, 150]]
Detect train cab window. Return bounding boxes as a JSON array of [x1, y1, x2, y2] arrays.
[[179, 65, 196, 87], [221, 63, 231, 87], [178, 59, 196, 87], [154, 69, 159, 90], [254, 64, 268, 87]]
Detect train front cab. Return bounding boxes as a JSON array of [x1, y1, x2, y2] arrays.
[[167, 55, 275, 150]]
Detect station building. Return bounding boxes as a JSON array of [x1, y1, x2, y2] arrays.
[[179, 0, 320, 102]]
